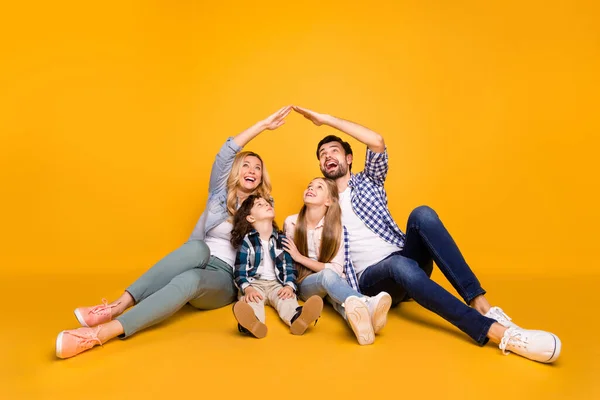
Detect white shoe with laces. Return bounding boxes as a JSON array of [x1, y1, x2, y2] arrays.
[[344, 296, 374, 345], [499, 326, 561, 363], [361, 292, 392, 334], [485, 306, 519, 329]]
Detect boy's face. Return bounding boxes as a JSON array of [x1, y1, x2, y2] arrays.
[[318, 142, 352, 180], [247, 197, 275, 223]]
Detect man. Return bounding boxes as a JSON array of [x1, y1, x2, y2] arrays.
[[292, 105, 561, 363]]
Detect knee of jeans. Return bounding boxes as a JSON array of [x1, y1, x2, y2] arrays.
[[318, 268, 339, 289], [391, 259, 425, 285], [170, 270, 202, 298], [188, 240, 211, 266], [409, 205, 438, 226]]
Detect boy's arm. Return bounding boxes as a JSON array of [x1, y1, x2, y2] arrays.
[[234, 239, 252, 293], [281, 240, 298, 291]]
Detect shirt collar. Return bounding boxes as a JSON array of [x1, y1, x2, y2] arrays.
[[248, 228, 278, 240], [347, 173, 358, 188]]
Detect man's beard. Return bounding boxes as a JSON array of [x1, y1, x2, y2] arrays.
[[321, 163, 348, 180]]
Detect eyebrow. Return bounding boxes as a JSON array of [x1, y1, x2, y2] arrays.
[[319, 145, 340, 154]]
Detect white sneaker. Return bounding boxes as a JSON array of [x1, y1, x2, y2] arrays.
[[485, 306, 519, 329], [362, 292, 392, 334], [344, 296, 374, 345], [499, 327, 561, 363]]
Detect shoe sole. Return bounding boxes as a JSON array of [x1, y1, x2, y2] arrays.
[[372, 293, 392, 334], [56, 331, 65, 358], [546, 334, 562, 363], [290, 296, 323, 336], [74, 309, 89, 327], [233, 301, 267, 339], [346, 297, 374, 345]]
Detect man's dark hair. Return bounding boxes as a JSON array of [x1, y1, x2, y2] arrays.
[[316, 135, 353, 158], [316, 135, 353, 171]]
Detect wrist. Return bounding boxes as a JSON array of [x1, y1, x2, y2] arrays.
[[320, 114, 334, 126], [242, 284, 252, 293], [255, 120, 268, 131]]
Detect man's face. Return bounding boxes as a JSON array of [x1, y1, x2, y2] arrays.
[[318, 142, 352, 180]]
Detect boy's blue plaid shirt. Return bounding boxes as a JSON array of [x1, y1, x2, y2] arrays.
[[234, 229, 297, 292]]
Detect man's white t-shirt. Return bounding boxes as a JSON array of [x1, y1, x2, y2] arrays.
[[339, 188, 402, 277]]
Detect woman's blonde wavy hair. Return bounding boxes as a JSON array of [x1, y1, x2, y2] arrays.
[[226, 151, 272, 217]]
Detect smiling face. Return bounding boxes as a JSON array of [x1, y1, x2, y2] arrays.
[[318, 142, 352, 180], [303, 178, 332, 207], [246, 196, 275, 224], [238, 155, 263, 193]]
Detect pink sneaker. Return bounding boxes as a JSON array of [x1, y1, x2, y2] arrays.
[[56, 326, 103, 359], [74, 299, 117, 327]]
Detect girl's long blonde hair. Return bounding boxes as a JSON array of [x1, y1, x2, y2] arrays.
[[294, 178, 342, 264], [226, 151, 272, 217]]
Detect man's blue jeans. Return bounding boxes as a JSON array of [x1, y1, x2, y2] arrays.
[[358, 206, 496, 345]]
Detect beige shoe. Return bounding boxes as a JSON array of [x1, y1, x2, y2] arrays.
[[233, 301, 267, 339], [290, 296, 323, 335]]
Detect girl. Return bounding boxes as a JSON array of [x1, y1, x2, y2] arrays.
[[282, 177, 392, 345], [230, 195, 323, 338], [55, 106, 292, 358]]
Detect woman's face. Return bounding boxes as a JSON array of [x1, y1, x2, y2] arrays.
[[303, 178, 330, 207], [238, 155, 263, 193]]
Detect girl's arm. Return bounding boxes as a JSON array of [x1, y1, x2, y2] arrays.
[[281, 237, 343, 274]]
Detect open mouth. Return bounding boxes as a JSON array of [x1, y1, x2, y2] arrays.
[[244, 176, 256, 183], [305, 192, 316, 198], [325, 160, 338, 170]]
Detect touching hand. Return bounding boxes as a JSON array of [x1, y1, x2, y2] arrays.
[[261, 105, 293, 130], [293, 106, 327, 126], [243, 286, 264, 303], [281, 237, 302, 262], [277, 285, 295, 300]]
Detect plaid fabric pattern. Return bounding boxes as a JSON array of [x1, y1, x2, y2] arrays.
[[342, 225, 360, 292], [234, 229, 297, 292], [348, 148, 406, 248]]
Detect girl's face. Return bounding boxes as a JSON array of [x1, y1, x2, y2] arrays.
[[303, 178, 331, 207], [247, 197, 275, 223], [238, 155, 263, 193]]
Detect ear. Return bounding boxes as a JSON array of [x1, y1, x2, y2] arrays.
[[246, 215, 255, 224], [346, 154, 353, 166], [324, 198, 332, 207]]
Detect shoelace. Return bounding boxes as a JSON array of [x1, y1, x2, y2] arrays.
[[492, 307, 512, 324], [499, 328, 528, 355], [89, 299, 118, 316], [67, 326, 103, 349]]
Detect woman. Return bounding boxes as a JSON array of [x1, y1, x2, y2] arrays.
[[282, 177, 392, 345], [55, 106, 292, 359]]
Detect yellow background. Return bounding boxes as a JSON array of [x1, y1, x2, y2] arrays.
[[1, 1, 598, 399]]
